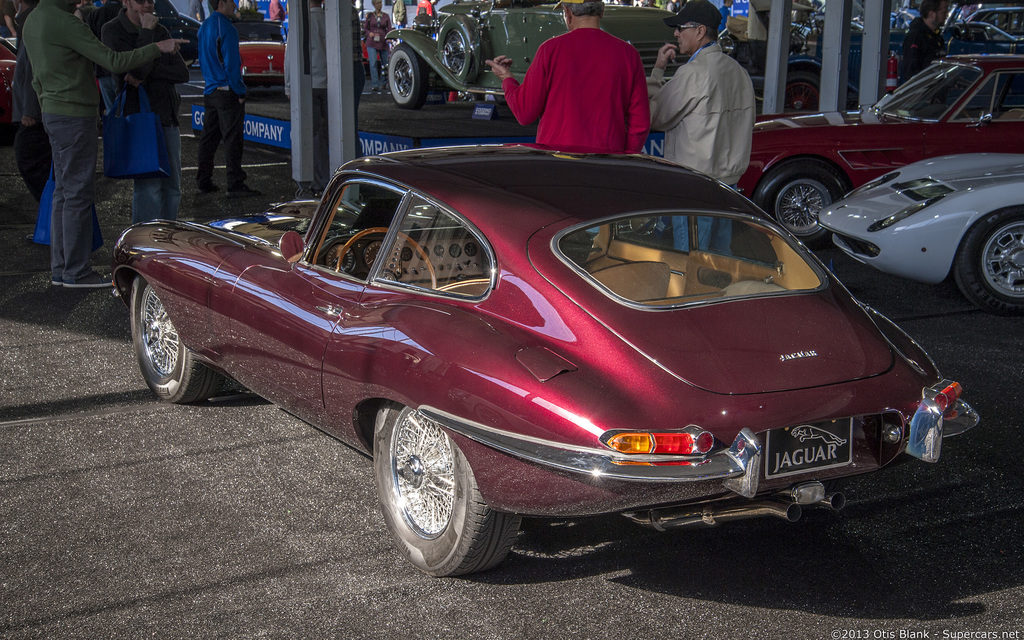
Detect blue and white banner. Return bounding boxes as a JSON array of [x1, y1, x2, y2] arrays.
[[191, 106, 291, 149], [192, 106, 667, 157]]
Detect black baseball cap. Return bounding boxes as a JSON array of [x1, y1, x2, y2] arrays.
[[663, 0, 722, 30]]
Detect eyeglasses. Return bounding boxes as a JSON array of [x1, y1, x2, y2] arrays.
[[674, 23, 703, 32]]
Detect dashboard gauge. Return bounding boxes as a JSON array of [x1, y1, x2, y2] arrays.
[[464, 242, 478, 257], [400, 247, 413, 262], [364, 240, 383, 267], [449, 244, 462, 258], [433, 244, 445, 257], [341, 249, 356, 272]]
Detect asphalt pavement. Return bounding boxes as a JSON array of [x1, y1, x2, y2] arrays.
[[2, 82, 1024, 640]]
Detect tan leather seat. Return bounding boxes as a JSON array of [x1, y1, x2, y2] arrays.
[[998, 108, 1024, 121], [591, 261, 671, 302]]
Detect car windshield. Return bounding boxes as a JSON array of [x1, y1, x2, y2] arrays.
[[873, 62, 983, 121], [557, 213, 824, 307]]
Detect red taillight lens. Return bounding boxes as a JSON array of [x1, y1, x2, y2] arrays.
[[651, 432, 695, 454], [934, 381, 963, 414]]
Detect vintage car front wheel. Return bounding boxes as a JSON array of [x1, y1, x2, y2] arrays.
[[755, 159, 848, 246], [954, 207, 1024, 315], [389, 44, 430, 110], [130, 277, 224, 403], [373, 405, 521, 576]]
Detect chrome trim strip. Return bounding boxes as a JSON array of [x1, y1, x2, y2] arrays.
[[418, 407, 756, 482]]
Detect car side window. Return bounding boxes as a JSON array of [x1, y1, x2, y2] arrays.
[[309, 181, 405, 281], [381, 196, 493, 298], [955, 72, 1024, 121]]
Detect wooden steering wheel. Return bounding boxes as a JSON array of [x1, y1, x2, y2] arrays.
[[335, 227, 437, 289]]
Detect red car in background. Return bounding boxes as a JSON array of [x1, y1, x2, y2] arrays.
[[739, 55, 1024, 244], [237, 20, 286, 87], [1, 39, 15, 129]]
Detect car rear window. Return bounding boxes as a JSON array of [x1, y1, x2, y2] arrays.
[[556, 213, 824, 307]]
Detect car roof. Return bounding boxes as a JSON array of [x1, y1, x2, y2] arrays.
[[944, 53, 1024, 67], [342, 146, 762, 238]]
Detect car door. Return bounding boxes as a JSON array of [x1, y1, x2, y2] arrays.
[[925, 69, 1024, 157], [223, 180, 408, 425], [319, 193, 497, 442]]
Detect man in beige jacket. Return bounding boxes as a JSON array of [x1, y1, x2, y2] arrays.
[[648, 0, 754, 252], [648, 0, 754, 186]]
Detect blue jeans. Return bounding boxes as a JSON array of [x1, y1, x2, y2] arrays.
[[133, 126, 182, 224], [368, 47, 388, 90], [43, 113, 100, 283], [98, 76, 119, 113]]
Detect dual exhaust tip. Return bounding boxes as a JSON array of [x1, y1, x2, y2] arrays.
[[624, 481, 845, 531]]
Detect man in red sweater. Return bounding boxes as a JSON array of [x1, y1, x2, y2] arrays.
[[484, 0, 650, 155]]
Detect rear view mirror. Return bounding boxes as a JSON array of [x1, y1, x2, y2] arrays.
[[280, 230, 305, 263]]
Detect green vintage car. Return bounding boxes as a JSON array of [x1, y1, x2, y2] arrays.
[[385, 0, 677, 109]]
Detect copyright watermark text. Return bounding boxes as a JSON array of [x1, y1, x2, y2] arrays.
[[830, 631, 1021, 640]]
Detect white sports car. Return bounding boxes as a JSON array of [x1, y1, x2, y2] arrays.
[[820, 153, 1024, 315]]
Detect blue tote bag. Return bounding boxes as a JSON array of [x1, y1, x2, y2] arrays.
[[32, 167, 104, 250], [102, 86, 170, 180]]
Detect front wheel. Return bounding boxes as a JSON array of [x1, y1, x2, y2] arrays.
[[373, 405, 521, 576], [754, 160, 848, 245], [130, 277, 223, 403], [953, 207, 1024, 315], [389, 44, 430, 110]]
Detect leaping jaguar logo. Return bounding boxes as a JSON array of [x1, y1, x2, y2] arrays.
[[789, 425, 848, 446]]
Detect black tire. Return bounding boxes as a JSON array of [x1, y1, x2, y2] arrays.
[[389, 44, 430, 110], [130, 277, 224, 403], [754, 159, 848, 245], [953, 207, 1024, 315], [785, 70, 820, 112], [373, 405, 521, 576]]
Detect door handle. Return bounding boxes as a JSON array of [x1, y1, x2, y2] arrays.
[[316, 305, 343, 317]]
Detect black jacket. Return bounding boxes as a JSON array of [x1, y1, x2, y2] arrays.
[[101, 9, 189, 127], [88, 0, 123, 77], [899, 17, 945, 84]]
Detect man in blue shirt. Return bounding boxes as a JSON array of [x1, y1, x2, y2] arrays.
[[196, 0, 259, 196]]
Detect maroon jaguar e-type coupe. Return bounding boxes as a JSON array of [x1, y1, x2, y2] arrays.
[[112, 146, 978, 576]]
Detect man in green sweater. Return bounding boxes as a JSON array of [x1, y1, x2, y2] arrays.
[[22, 0, 185, 288]]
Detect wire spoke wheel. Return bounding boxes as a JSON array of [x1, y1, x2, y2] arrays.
[[778, 179, 827, 235], [441, 30, 467, 75], [391, 412, 456, 538], [141, 285, 180, 378]]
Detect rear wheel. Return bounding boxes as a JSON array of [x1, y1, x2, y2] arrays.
[[953, 207, 1024, 315], [754, 160, 848, 245], [130, 277, 223, 403], [389, 44, 430, 110], [373, 405, 521, 576]]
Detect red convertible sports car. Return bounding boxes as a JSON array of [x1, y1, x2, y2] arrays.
[[739, 54, 1024, 244], [113, 146, 978, 576]]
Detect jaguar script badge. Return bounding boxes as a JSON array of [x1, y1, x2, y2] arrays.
[[780, 350, 818, 362]]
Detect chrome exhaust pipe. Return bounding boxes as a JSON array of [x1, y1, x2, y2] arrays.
[[820, 492, 846, 511], [624, 499, 802, 531]]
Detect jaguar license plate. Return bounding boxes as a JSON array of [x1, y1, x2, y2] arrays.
[[764, 419, 853, 479]]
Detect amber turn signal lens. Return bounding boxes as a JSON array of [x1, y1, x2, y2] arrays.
[[606, 433, 654, 454]]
